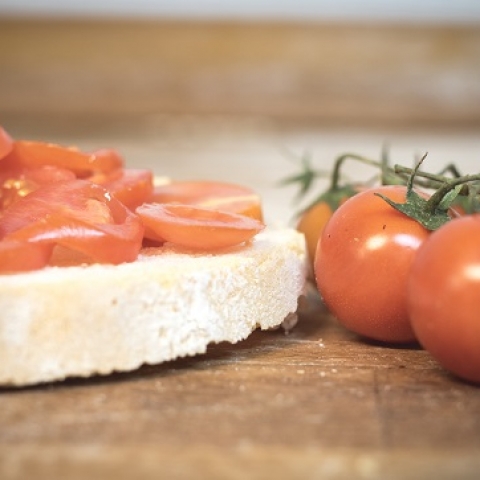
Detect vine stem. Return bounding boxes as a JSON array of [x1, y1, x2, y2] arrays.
[[330, 153, 388, 190], [394, 164, 470, 196], [426, 172, 480, 214], [330, 152, 449, 192]]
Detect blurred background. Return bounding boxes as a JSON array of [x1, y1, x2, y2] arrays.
[[1, 1, 480, 223], [2, 1, 480, 23]]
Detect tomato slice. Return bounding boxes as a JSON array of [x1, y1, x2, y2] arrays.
[[0, 126, 13, 160], [0, 239, 54, 274], [0, 165, 76, 210], [8, 212, 143, 265], [9, 141, 124, 177], [1, 180, 144, 266], [136, 203, 264, 250], [92, 168, 154, 211], [151, 180, 263, 221]]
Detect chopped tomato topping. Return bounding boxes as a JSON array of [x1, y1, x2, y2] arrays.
[[8, 141, 123, 177], [136, 203, 264, 251], [1, 180, 144, 268], [0, 239, 54, 274], [0, 165, 76, 210], [0, 125, 266, 271], [152, 180, 263, 221], [92, 168, 154, 211]]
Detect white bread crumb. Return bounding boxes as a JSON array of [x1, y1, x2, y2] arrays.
[[0, 228, 307, 386]]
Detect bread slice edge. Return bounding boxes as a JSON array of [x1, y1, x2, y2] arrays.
[[0, 228, 307, 386]]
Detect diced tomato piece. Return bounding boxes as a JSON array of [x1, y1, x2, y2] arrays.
[[86, 148, 125, 176], [0, 126, 266, 269], [92, 168, 154, 211], [0, 239, 53, 274], [0, 165, 76, 210], [22, 165, 77, 185], [136, 203, 264, 251], [151, 180, 263, 221], [8, 141, 124, 177], [8, 212, 142, 265], [1, 180, 144, 266]]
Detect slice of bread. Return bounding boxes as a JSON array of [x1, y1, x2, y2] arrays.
[[0, 228, 307, 386]]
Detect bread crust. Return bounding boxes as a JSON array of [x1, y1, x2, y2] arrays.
[[0, 229, 307, 386]]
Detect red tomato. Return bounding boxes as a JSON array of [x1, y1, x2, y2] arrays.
[[19, 165, 77, 185], [93, 168, 154, 211], [151, 180, 263, 221], [314, 185, 431, 343], [137, 203, 264, 250], [0, 126, 13, 160], [0, 165, 76, 210], [408, 215, 480, 383], [0, 239, 54, 273], [9, 141, 123, 177], [0, 180, 144, 269], [297, 185, 364, 271]]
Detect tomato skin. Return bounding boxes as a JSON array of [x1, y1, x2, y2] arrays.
[[93, 168, 154, 211], [408, 216, 480, 383], [0, 165, 76, 209], [0, 180, 144, 267], [137, 203, 264, 251], [296, 185, 363, 270], [297, 202, 334, 269], [152, 180, 263, 221], [8, 141, 123, 177], [0, 126, 265, 269], [9, 211, 143, 265], [314, 185, 430, 343], [0, 239, 53, 274]]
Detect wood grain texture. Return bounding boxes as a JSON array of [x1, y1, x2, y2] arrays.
[[1, 289, 479, 480], [1, 109, 480, 479], [1, 19, 480, 127]]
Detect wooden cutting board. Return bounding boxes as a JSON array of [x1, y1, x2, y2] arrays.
[[1, 287, 479, 480]]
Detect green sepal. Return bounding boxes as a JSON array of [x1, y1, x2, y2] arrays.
[[277, 152, 325, 202], [451, 181, 480, 214], [438, 184, 463, 210], [374, 185, 461, 231]]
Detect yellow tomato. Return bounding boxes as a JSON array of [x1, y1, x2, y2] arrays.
[[297, 202, 334, 268]]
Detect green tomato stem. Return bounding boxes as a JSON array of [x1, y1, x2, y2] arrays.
[[330, 153, 388, 190], [394, 164, 470, 195], [425, 173, 480, 214]]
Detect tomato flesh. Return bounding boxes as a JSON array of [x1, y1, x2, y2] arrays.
[[9, 141, 123, 177], [0, 239, 54, 274], [94, 168, 154, 211], [0, 165, 76, 210], [137, 203, 264, 250], [152, 180, 263, 221], [408, 215, 480, 383], [0, 125, 265, 271], [1, 180, 144, 268], [315, 185, 430, 343]]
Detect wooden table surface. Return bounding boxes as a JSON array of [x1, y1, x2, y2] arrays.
[[1, 288, 480, 480], [1, 114, 480, 479]]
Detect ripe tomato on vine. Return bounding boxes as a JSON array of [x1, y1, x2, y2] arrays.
[[314, 185, 430, 343], [408, 215, 480, 384], [281, 150, 394, 270]]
